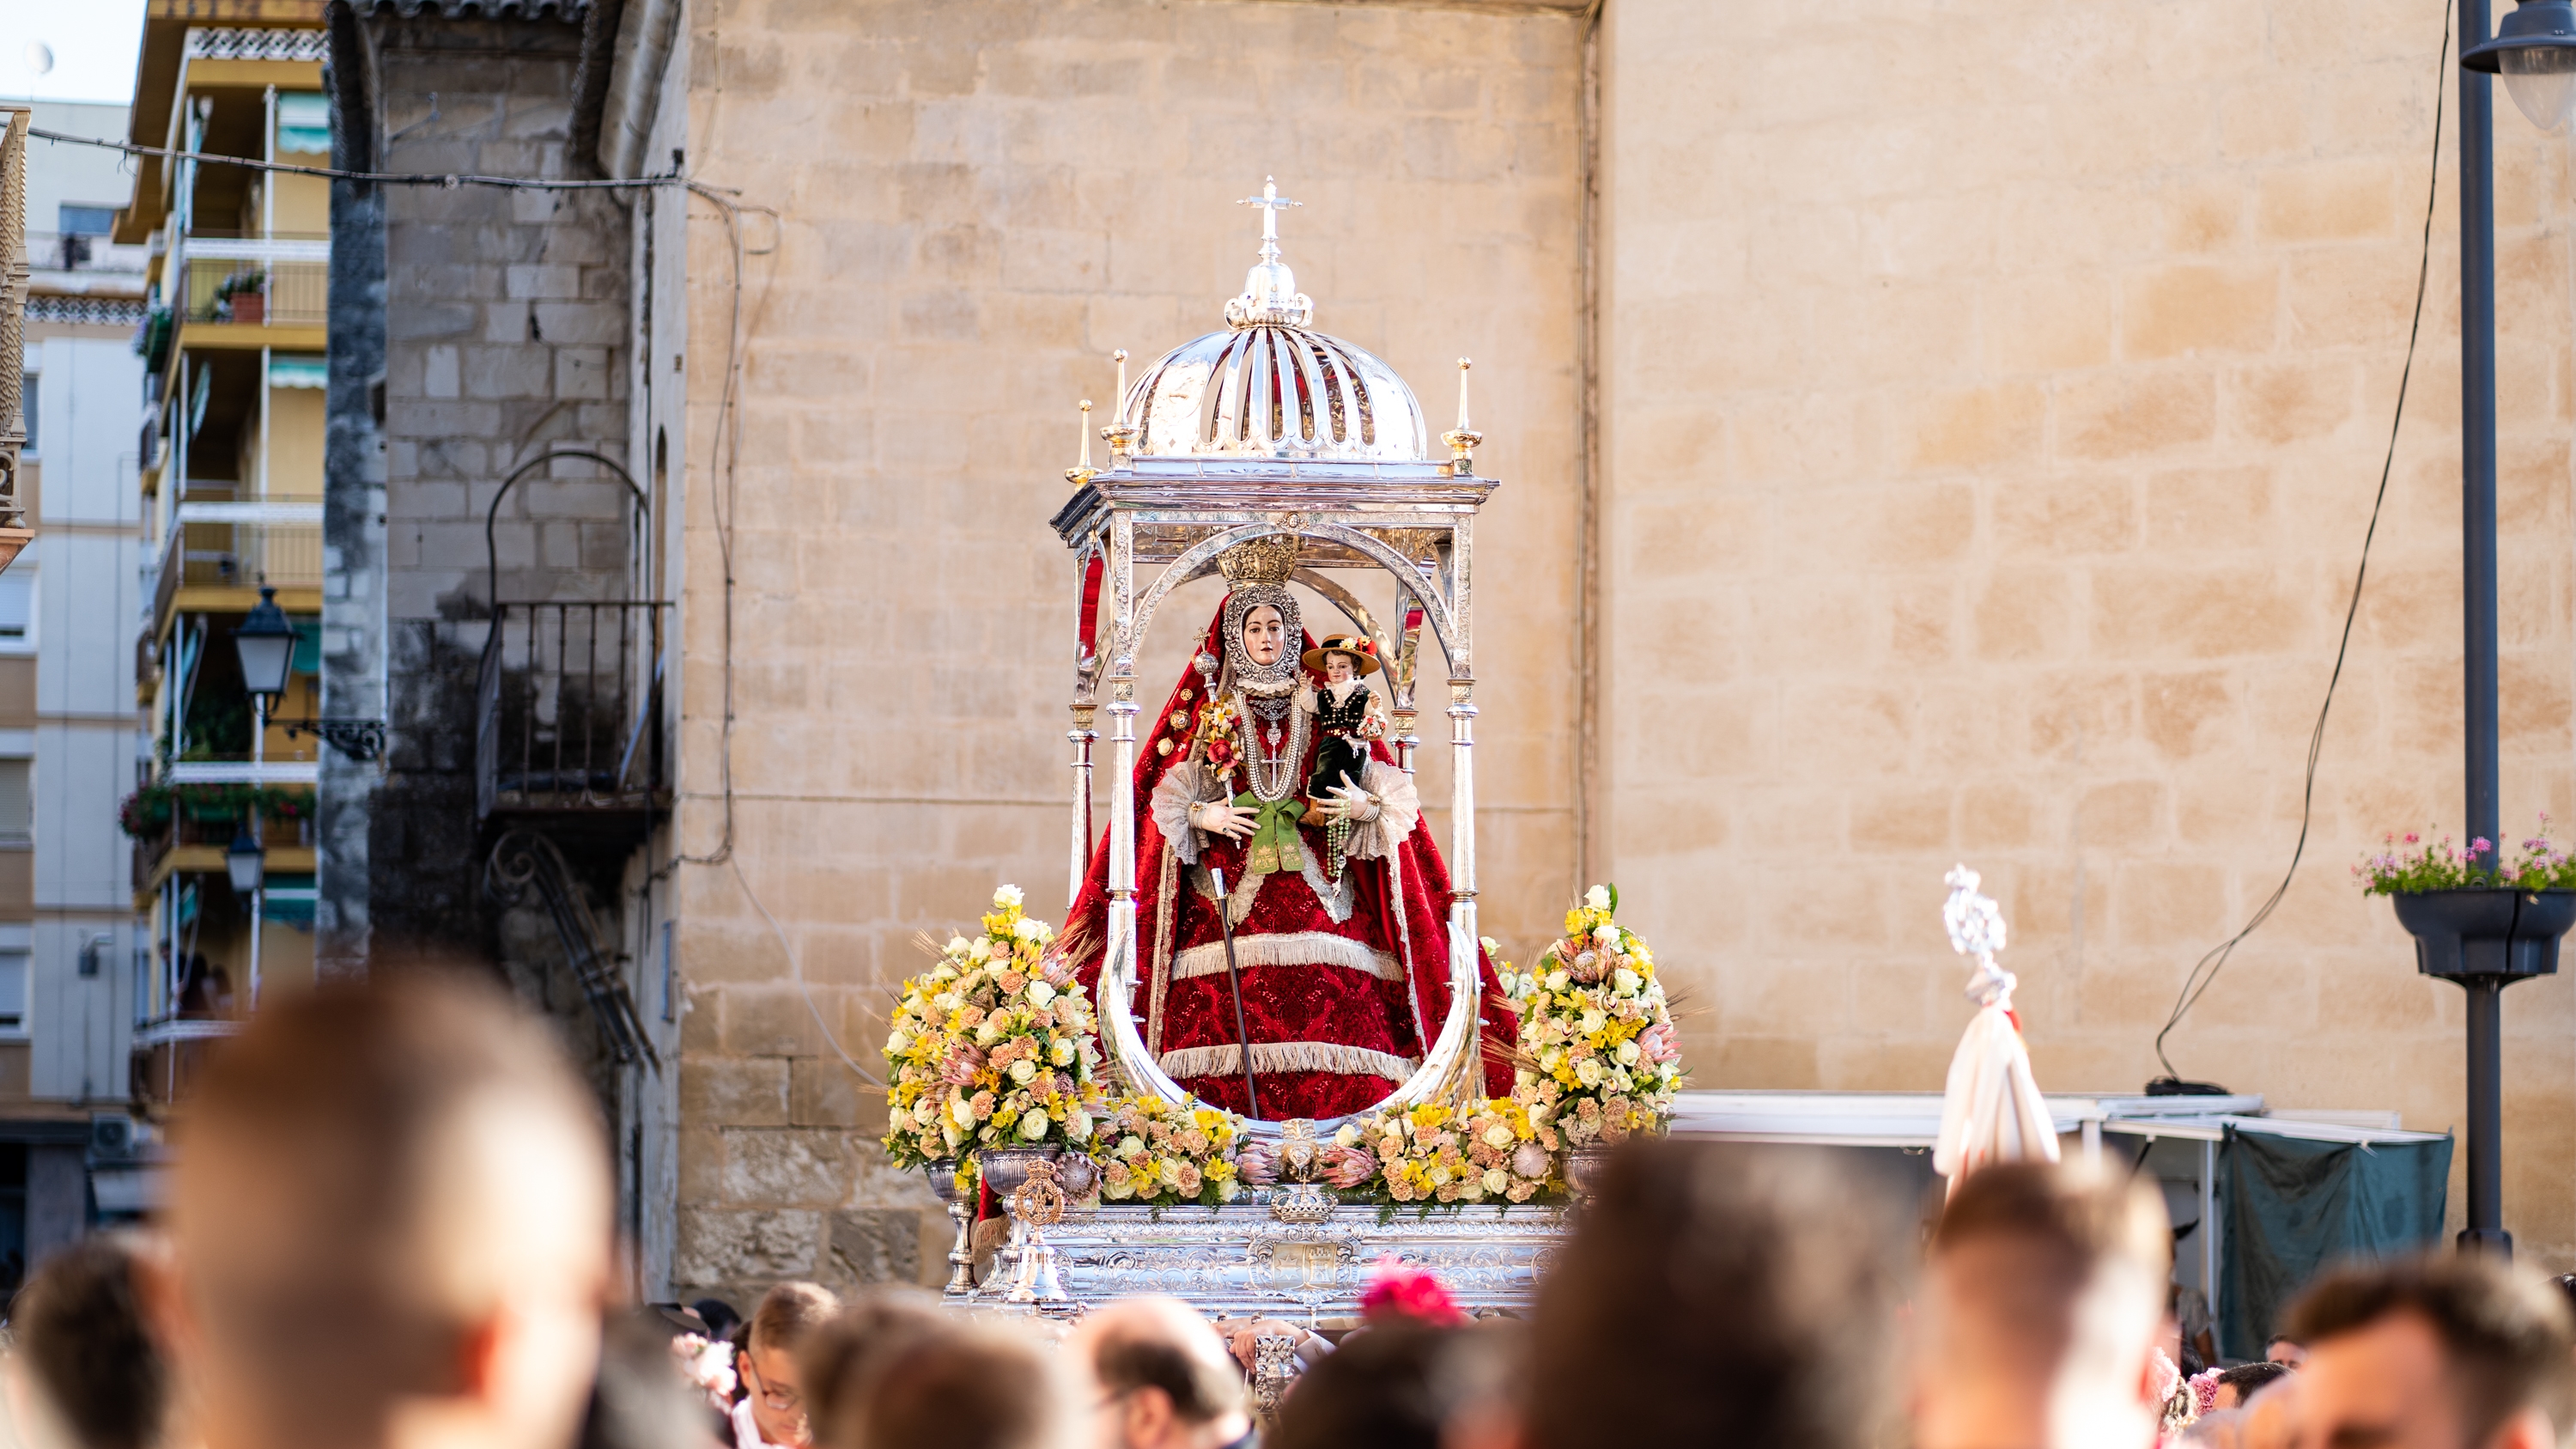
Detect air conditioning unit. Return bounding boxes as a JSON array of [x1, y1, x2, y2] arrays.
[[89, 1112, 136, 1162]]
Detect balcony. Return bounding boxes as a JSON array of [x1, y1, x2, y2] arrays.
[[152, 500, 323, 632], [477, 602, 671, 835], [167, 233, 328, 341], [131, 1018, 240, 1114]]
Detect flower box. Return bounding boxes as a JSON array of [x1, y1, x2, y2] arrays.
[[2391, 888, 2576, 980]]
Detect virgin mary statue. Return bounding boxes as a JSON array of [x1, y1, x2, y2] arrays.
[[1066, 544, 1517, 1120]]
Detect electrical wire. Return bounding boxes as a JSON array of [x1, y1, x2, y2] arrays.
[[27, 125, 693, 191], [2153, 0, 2452, 1081]]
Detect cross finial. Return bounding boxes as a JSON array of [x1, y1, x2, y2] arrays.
[[1236, 176, 1301, 255]]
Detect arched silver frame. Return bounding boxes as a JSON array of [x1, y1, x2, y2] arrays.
[[1078, 519, 1482, 1142]]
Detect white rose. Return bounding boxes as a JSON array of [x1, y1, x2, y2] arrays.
[[1576, 1058, 1605, 1087], [1218, 1177, 1242, 1203], [1585, 885, 1612, 910], [1010, 1059, 1038, 1086], [1017, 1110, 1048, 1141], [968, 938, 992, 961], [1579, 1009, 1608, 1038], [1483, 1167, 1510, 1195], [929, 964, 958, 983], [1051, 1038, 1075, 1067], [914, 1099, 937, 1125], [993, 884, 1025, 910], [1334, 1123, 1360, 1148], [1540, 1047, 1563, 1073], [1427, 1164, 1453, 1187], [975, 1020, 1003, 1045], [884, 1030, 909, 1053], [1162, 1159, 1187, 1187], [950, 1094, 975, 1129], [1483, 1123, 1514, 1149], [1613, 968, 1642, 997], [946, 935, 971, 955], [1617, 1039, 1642, 1066], [1546, 971, 1570, 992], [1015, 917, 1048, 943], [1121, 1135, 1146, 1157], [933, 991, 962, 1014], [943, 1123, 964, 1149], [1027, 980, 1057, 1008]]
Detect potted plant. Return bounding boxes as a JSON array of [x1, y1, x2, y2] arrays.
[[2357, 825, 2576, 979], [214, 269, 267, 325]]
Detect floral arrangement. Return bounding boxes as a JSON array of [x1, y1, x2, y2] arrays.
[[668, 1332, 737, 1413], [881, 886, 1103, 1171], [1093, 1094, 1245, 1207], [2356, 821, 2576, 895], [1359, 1256, 1465, 1326], [1500, 885, 1682, 1146]]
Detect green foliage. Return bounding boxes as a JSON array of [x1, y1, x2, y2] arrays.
[[2355, 821, 2576, 895]]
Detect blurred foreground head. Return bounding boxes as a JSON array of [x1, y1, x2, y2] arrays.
[[1064, 1295, 1249, 1449], [813, 1312, 1073, 1449], [2289, 1251, 2575, 1449], [1915, 1161, 2171, 1449], [157, 971, 614, 1449], [1526, 1139, 1907, 1449], [14, 1230, 169, 1449]]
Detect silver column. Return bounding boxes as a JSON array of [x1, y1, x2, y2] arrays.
[[1066, 707, 1097, 910]]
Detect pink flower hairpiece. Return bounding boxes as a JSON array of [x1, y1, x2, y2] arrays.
[[1360, 1255, 1465, 1327], [2188, 1367, 2223, 1418]]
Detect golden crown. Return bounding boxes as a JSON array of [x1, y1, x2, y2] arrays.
[[1217, 534, 1302, 587]]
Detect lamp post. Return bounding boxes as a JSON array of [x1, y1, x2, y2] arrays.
[[2445, 0, 2576, 1258], [231, 586, 294, 1010]]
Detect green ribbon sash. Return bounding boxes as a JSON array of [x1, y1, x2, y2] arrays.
[[1231, 791, 1306, 876]]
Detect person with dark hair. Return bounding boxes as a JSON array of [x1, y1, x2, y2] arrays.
[[1066, 1296, 1253, 1449], [1912, 1162, 2172, 1449], [844, 1320, 1072, 1449], [694, 1298, 744, 1343], [2264, 1333, 2307, 1367], [796, 1290, 948, 1449], [11, 1230, 170, 1449], [148, 971, 615, 1449], [2288, 1252, 2574, 1449], [1525, 1139, 1907, 1449], [734, 1282, 838, 1449], [2211, 1360, 2291, 1410], [1269, 1320, 1519, 1449]]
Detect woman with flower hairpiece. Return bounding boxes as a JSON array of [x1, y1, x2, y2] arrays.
[[1063, 539, 1516, 1121]]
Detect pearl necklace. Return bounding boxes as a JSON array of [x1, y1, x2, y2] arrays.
[[1240, 692, 1306, 803]]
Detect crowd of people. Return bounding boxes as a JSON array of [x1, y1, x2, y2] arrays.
[[1, 972, 2573, 1449]]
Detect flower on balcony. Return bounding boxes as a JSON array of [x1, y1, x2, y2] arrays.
[[2356, 818, 2576, 895]]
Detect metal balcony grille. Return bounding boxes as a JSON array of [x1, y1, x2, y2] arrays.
[[476, 601, 668, 819]]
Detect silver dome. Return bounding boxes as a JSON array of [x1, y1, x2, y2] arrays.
[[1112, 180, 1429, 464]]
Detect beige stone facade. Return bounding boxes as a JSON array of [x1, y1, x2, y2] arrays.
[[634, 0, 2576, 1298]]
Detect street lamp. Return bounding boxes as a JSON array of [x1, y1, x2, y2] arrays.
[[2466, 0, 2576, 131], [228, 585, 292, 1012], [225, 828, 264, 894], [2435, 0, 2576, 1260]]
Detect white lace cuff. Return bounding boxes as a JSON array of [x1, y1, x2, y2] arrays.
[[1341, 759, 1422, 861], [1151, 761, 1214, 864]]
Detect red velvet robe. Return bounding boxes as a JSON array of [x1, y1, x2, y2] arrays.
[[1067, 605, 1516, 1120]]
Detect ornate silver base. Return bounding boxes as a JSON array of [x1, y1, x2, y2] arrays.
[[952, 1201, 1565, 1321]]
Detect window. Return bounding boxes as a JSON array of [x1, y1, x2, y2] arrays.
[[0, 762, 28, 843], [0, 951, 27, 1031], [0, 573, 33, 649], [57, 205, 114, 237], [15, 370, 32, 455]]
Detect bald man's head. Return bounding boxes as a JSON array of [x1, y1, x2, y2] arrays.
[[162, 971, 613, 1449], [1069, 1297, 1248, 1449]]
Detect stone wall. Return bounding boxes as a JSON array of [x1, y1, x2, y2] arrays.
[[659, 0, 1588, 1302], [1600, 0, 2576, 1264]]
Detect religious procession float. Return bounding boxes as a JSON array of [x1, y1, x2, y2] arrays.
[[878, 184, 1685, 1359]]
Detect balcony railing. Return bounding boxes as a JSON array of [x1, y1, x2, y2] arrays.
[[152, 500, 323, 624], [170, 234, 328, 329], [132, 1018, 240, 1112], [477, 601, 670, 821]]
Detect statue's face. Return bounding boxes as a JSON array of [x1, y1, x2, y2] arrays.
[[1324, 652, 1355, 683], [1241, 605, 1285, 667]]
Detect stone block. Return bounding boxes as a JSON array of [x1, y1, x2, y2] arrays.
[[2057, 369, 2216, 461], [2121, 263, 2278, 361], [681, 1056, 790, 1127], [720, 1129, 853, 1207], [824, 1209, 924, 1288], [556, 347, 612, 400], [506, 263, 585, 301], [674, 1208, 821, 1283]]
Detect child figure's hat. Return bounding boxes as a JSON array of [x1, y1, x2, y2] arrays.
[[1301, 633, 1382, 677]]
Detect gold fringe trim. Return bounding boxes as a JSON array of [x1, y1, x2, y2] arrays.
[[1170, 933, 1402, 983], [1160, 1041, 1420, 1084]]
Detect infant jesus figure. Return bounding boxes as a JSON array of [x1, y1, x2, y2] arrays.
[[1297, 634, 1388, 877]]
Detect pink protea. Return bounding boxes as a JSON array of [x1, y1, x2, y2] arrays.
[[1235, 1140, 1279, 1187], [1320, 1143, 1375, 1189], [939, 1043, 987, 1086]]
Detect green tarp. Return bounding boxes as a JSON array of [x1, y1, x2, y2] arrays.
[[2220, 1124, 2452, 1359]]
